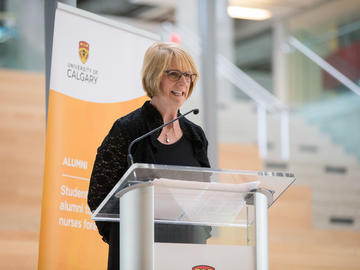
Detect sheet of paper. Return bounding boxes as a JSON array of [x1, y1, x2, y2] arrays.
[[153, 179, 260, 224]]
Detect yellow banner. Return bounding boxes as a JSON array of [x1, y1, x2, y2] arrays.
[[38, 4, 156, 268], [39, 90, 147, 269]]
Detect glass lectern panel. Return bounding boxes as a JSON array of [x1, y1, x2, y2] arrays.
[[92, 163, 295, 228]]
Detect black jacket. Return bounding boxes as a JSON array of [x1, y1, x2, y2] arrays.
[[88, 100, 210, 242]]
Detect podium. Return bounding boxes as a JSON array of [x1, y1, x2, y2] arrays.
[[92, 163, 295, 270]]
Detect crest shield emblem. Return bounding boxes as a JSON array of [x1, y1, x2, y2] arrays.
[[79, 41, 89, 64], [192, 266, 215, 270]]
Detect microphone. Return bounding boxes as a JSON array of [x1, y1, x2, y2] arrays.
[[127, 108, 199, 166]]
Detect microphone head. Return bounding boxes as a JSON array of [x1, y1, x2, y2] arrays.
[[193, 109, 199, 115]]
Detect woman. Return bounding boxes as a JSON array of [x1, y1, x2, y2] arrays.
[[88, 42, 211, 270]]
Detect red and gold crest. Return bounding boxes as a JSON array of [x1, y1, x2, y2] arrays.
[[79, 41, 89, 64], [192, 265, 215, 270]]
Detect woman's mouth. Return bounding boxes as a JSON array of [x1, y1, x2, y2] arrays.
[[171, 90, 184, 96]]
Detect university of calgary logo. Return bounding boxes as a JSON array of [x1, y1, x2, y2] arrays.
[[192, 266, 215, 270], [79, 41, 89, 64]]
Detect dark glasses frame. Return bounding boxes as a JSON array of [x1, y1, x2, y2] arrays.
[[164, 69, 198, 82]]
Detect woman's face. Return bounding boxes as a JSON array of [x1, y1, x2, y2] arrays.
[[157, 62, 192, 108]]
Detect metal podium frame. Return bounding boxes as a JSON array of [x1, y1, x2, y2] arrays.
[[92, 163, 295, 270]]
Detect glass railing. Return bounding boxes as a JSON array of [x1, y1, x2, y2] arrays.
[[0, 1, 45, 71], [287, 15, 360, 162]]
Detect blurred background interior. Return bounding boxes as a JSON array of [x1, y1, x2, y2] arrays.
[[0, 0, 359, 269]]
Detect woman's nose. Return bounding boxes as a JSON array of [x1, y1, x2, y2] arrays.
[[178, 74, 187, 83]]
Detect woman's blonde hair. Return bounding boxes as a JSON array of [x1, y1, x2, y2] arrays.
[[141, 42, 199, 98]]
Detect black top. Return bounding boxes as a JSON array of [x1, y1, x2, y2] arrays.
[[153, 136, 201, 167], [87, 101, 211, 270], [88, 101, 210, 224]]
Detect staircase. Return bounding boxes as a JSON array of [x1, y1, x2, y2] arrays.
[[299, 92, 360, 162], [219, 99, 360, 231]]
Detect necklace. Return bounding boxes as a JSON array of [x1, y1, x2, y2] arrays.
[[165, 133, 170, 143], [164, 123, 179, 144]]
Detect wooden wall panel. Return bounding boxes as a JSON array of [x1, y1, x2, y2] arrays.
[[0, 69, 45, 270]]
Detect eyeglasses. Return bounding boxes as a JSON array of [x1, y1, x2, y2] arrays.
[[164, 70, 197, 83]]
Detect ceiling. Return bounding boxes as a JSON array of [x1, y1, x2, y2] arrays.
[[78, 0, 175, 23], [78, 0, 333, 23], [77, 0, 349, 41]]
